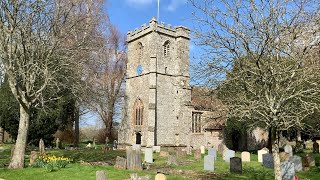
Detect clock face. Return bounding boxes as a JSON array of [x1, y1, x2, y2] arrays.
[[136, 64, 143, 75]]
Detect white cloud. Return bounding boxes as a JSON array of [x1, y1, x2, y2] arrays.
[[126, 0, 156, 6], [167, 0, 187, 11]]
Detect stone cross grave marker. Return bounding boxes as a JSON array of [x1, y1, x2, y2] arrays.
[[155, 173, 166, 180], [200, 146, 205, 154], [39, 138, 45, 156], [281, 161, 295, 180], [241, 151, 250, 162], [55, 138, 60, 149], [204, 155, 215, 171], [208, 148, 217, 160], [284, 144, 293, 157], [258, 148, 269, 162], [96, 170, 108, 180], [194, 149, 201, 160], [262, 153, 274, 168], [144, 147, 153, 163], [223, 150, 235, 163], [126, 148, 142, 170], [29, 151, 37, 166], [230, 157, 242, 174], [313, 142, 319, 153], [289, 155, 302, 172]]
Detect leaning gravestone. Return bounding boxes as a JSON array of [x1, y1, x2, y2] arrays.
[[126, 148, 142, 170], [241, 151, 250, 162], [208, 148, 217, 160], [96, 170, 108, 180], [223, 150, 235, 162], [155, 173, 166, 180], [258, 148, 269, 162], [313, 142, 319, 153], [194, 149, 201, 160], [167, 155, 178, 165], [230, 157, 242, 174], [29, 151, 38, 166], [114, 156, 127, 169], [39, 138, 45, 156], [262, 153, 274, 168], [144, 148, 153, 163], [204, 155, 215, 171], [284, 144, 293, 157], [200, 146, 205, 154], [289, 155, 302, 172], [281, 161, 295, 180]]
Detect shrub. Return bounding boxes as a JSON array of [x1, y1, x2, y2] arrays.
[[33, 155, 71, 172]]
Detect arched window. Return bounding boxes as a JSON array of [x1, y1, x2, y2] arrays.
[[133, 98, 144, 126], [163, 40, 170, 57], [137, 42, 143, 59]]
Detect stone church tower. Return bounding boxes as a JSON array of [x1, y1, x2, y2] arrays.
[[118, 17, 192, 147]]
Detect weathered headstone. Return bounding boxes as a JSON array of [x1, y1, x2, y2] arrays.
[[208, 148, 217, 160], [176, 149, 187, 158], [313, 142, 319, 153], [203, 155, 215, 171], [155, 173, 166, 180], [258, 148, 269, 162], [289, 155, 302, 172], [262, 153, 274, 168], [302, 154, 315, 170], [279, 152, 290, 162], [96, 170, 108, 180], [29, 151, 37, 166], [217, 143, 225, 153], [284, 144, 293, 157], [39, 138, 45, 156], [281, 161, 295, 180], [167, 155, 178, 165], [200, 146, 205, 154], [159, 151, 169, 157], [55, 138, 60, 149], [126, 148, 142, 170], [223, 150, 235, 162], [152, 146, 161, 153], [144, 148, 153, 163], [230, 157, 242, 174], [113, 140, 117, 150], [130, 173, 150, 180], [114, 156, 127, 169], [186, 145, 192, 155], [105, 137, 109, 144], [241, 151, 250, 162], [194, 149, 201, 160]]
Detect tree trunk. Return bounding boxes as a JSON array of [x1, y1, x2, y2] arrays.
[[0, 127, 4, 143], [8, 104, 30, 169], [105, 111, 113, 139], [74, 105, 80, 147], [272, 129, 282, 180]]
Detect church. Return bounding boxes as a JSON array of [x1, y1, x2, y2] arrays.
[[118, 17, 226, 149]]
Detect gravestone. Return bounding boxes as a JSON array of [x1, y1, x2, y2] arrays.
[[281, 161, 295, 180], [152, 146, 161, 153], [55, 138, 60, 149], [303, 154, 315, 170], [279, 152, 289, 162], [284, 144, 293, 157], [130, 173, 150, 180], [176, 149, 187, 158], [218, 143, 225, 153], [113, 140, 117, 150], [86, 143, 92, 148], [223, 150, 235, 162], [194, 149, 201, 160], [144, 148, 153, 163], [208, 148, 217, 160], [159, 151, 169, 157], [258, 148, 269, 162], [262, 153, 274, 168], [96, 170, 108, 180], [93, 138, 96, 148], [204, 155, 215, 171], [289, 155, 302, 172], [114, 156, 126, 169], [313, 142, 319, 153], [155, 173, 166, 180], [230, 157, 242, 174], [167, 155, 178, 165], [29, 151, 37, 166], [241, 151, 250, 162], [186, 145, 192, 155], [200, 146, 205, 154], [39, 138, 45, 156], [126, 148, 142, 170]]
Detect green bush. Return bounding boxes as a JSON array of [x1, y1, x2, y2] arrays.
[[32, 155, 71, 172]]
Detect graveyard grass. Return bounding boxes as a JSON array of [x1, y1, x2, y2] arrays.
[[0, 144, 319, 180]]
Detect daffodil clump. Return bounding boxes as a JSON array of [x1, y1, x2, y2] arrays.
[[33, 155, 71, 172]]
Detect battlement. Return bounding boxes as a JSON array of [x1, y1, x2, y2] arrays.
[[127, 17, 190, 43]]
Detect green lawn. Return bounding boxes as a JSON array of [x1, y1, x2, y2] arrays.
[[0, 144, 319, 180]]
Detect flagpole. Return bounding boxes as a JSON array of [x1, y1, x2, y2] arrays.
[[157, 0, 160, 22]]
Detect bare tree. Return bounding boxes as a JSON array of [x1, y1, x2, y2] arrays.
[[0, 0, 100, 168], [190, 0, 320, 179], [83, 23, 127, 139]]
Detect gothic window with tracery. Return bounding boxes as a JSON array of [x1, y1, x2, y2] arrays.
[[163, 40, 170, 57], [192, 112, 202, 133], [134, 98, 144, 126]]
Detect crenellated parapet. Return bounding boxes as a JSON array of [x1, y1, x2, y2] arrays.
[[127, 17, 190, 43]]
